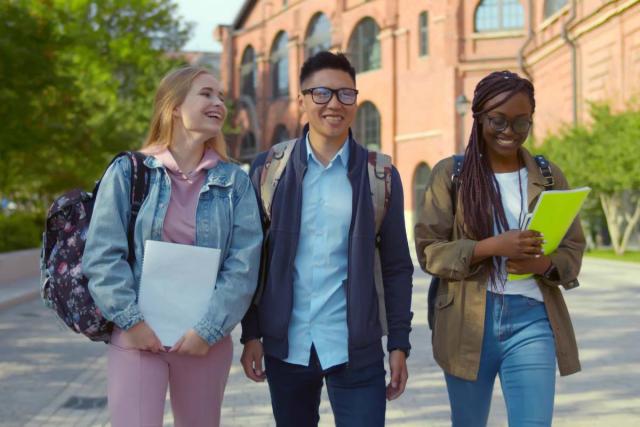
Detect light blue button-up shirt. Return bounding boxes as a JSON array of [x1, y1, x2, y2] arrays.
[[284, 135, 352, 369]]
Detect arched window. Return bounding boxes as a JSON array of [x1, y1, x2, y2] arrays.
[[305, 13, 331, 59], [354, 102, 381, 151], [270, 32, 289, 98], [544, 0, 568, 18], [240, 46, 257, 99], [419, 11, 429, 56], [348, 18, 381, 73], [474, 0, 524, 32], [239, 132, 257, 163], [271, 124, 290, 145], [413, 163, 431, 222]]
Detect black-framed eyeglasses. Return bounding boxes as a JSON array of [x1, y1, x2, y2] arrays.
[[484, 115, 532, 134], [301, 87, 359, 105]]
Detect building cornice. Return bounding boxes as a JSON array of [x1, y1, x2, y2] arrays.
[[233, 0, 257, 30], [469, 30, 526, 40], [525, 0, 640, 66], [395, 130, 443, 143]]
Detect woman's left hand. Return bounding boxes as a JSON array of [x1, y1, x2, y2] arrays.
[[506, 255, 551, 276], [170, 329, 210, 356]]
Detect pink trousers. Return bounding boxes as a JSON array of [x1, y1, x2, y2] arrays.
[[107, 328, 233, 427]]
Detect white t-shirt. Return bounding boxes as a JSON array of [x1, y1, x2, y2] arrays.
[[490, 168, 544, 302]]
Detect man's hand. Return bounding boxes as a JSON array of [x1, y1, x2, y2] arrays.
[[241, 339, 266, 382], [387, 350, 408, 401], [170, 329, 210, 356]]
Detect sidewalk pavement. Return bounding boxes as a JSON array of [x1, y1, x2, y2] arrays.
[[1, 257, 639, 426], [0, 276, 40, 311]]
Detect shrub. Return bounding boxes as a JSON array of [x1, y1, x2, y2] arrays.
[[0, 211, 43, 253]]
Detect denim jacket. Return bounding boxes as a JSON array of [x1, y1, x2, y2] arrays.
[[83, 154, 262, 345]]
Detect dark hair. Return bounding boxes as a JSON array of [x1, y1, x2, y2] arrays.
[[459, 70, 535, 287], [299, 51, 356, 86]]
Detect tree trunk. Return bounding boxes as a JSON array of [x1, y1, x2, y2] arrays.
[[620, 198, 640, 254], [600, 192, 640, 256], [600, 194, 622, 255]]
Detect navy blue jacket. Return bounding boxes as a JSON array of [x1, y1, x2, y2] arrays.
[[241, 125, 413, 369]]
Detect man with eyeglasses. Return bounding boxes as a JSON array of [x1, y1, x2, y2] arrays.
[[240, 51, 413, 426]]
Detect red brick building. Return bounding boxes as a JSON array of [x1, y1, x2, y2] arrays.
[[216, 0, 640, 234]]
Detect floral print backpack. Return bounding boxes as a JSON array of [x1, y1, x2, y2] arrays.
[[40, 151, 149, 342]]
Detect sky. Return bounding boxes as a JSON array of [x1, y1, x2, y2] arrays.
[[176, 0, 244, 52]]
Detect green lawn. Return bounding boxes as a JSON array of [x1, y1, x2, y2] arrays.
[[584, 249, 640, 263]]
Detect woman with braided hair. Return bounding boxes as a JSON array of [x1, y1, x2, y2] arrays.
[[415, 71, 585, 426]]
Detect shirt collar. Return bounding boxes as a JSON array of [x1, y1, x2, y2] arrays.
[[305, 133, 350, 168]]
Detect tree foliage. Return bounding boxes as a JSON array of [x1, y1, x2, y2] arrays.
[[1, 0, 192, 206], [538, 103, 640, 254]]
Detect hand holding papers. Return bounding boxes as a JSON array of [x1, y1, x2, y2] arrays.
[[508, 187, 591, 281], [138, 240, 221, 347]]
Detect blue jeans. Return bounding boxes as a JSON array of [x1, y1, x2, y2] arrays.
[[265, 346, 386, 427], [445, 292, 557, 427]]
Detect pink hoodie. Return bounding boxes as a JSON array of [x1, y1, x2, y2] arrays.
[[152, 148, 220, 245]]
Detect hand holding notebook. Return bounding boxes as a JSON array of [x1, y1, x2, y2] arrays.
[[138, 240, 222, 347], [508, 187, 591, 281]]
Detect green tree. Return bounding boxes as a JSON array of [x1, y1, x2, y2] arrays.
[[0, 1, 72, 205], [1, 0, 192, 207], [538, 103, 640, 255]]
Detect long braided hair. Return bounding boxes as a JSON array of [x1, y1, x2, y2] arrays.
[[459, 70, 535, 286]]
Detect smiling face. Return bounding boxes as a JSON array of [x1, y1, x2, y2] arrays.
[[299, 68, 357, 143], [480, 90, 533, 164], [174, 73, 227, 140]]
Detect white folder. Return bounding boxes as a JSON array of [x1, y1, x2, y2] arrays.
[[138, 240, 221, 346]]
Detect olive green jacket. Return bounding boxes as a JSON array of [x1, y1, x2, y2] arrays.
[[415, 148, 585, 381]]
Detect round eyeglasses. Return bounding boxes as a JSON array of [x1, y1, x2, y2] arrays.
[[485, 115, 532, 135], [301, 87, 359, 105]]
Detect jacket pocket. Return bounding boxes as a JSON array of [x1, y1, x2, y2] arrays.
[[435, 293, 454, 310], [432, 293, 454, 351]]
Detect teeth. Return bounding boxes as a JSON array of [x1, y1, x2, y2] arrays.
[[497, 139, 515, 146]]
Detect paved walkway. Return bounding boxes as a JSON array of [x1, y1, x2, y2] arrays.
[[1, 257, 639, 426]]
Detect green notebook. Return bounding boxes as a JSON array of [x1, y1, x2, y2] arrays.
[[508, 187, 591, 281]]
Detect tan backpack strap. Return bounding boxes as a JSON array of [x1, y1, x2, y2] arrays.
[[259, 139, 296, 223], [367, 151, 392, 336], [368, 152, 392, 234], [373, 249, 388, 336], [253, 139, 296, 306]]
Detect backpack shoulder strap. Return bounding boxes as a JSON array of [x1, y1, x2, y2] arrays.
[[124, 151, 149, 263], [252, 140, 296, 306], [533, 154, 554, 189], [451, 154, 464, 210], [259, 139, 297, 224], [367, 151, 392, 236], [367, 150, 392, 337], [129, 151, 150, 215]]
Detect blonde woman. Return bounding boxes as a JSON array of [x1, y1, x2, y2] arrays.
[[83, 67, 262, 426]]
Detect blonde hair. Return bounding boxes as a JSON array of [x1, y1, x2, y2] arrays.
[[142, 66, 229, 160]]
